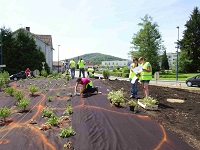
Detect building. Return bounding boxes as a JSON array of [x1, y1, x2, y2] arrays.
[[166, 53, 177, 70], [101, 60, 130, 68], [13, 27, 54, 72]]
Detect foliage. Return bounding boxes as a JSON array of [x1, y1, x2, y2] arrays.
[[161, 50, 169, 70], [47, 96, 52, 102], [0, 107, 11, 122], [41, 69, 48, 77], [128, 100, 137, 106], [28, 84, 39, 96], [107, 89, 125, 104], [0, 73, 5, 91], [17, 98, 30, 111], [59, 126, 76, 138], [64, 104, 73, 115], [143, 96, 158, 105], [56, 92, 60, 97], [102, 70, 110, 79], [52, 70, 58, 77], [130, 14, 164, 73], [0, 27, 50, 74], [42, 107, 54, 118], [179, 7, 200, 73], [13, 90, 25, 101], [4, 87, 15, 96], [47, 115, 59, 126]]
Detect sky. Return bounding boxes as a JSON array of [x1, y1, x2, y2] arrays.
[[0, 0, 199, 61]]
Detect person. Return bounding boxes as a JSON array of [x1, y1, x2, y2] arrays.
[[25, 68, 31, 77], [74, 77, 98, 96], [78, 58, 85, 78], [138, 57, 152, 97], [69, 59, 76, 79], [129, 58, 139, 99], [87, 67, 95, 78]]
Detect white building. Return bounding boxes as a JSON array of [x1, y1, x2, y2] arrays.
[[166, 53, 177, 70], [102, 60, 129, 68]]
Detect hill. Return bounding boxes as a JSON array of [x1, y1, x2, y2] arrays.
[[66, 53, 127, 65]]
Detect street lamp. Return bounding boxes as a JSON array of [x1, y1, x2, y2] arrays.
[[175, 26, 180, 86], [0, 30, 7, 71], [58, 45, 60, 73]]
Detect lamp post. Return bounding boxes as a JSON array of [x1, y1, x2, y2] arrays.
[[58, 45, 60, 73], [175, 26, 179, 86]]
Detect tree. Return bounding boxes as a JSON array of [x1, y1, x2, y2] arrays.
[[179, 7, 200, 73], [130, 14, 165, 73], [161, 50, 169, 70], [0, 27, 50, 74]]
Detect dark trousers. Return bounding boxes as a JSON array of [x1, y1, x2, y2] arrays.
[[70, 67, 75, 79], [130, 78, 138, 97], [79, 68, 85, 78], [82, 85, 96, 94]]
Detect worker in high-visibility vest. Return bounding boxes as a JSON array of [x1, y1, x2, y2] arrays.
[[78, 58, 85, 78], [69, 59, 76, 79], [74, 77, 98, 96], [138, 57, 152, 97], [87, 67, 95, 78], [129, 58, 139, 99]]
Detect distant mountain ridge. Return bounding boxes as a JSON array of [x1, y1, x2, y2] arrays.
[[66, 53, 127, 65]]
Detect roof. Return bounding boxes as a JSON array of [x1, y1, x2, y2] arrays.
[[34, 34, 53, 49]]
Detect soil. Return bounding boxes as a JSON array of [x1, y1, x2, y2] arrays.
[[0, 78, 199, 150], [102, 79, 200, 150]]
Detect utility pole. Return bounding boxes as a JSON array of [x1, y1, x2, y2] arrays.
[[176, 26, 179, 86], [58, 45, 60, 73]]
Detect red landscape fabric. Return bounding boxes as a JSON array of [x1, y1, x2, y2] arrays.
[[0, 78, 193, 150]]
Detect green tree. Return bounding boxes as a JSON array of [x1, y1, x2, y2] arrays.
[[179, 7, 200, 73], [130, 14, 165, 73], [0, 27, 50, 74], [161, 50, 169, 70]]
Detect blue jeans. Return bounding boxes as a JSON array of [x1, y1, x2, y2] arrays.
[[70, 67, 75, 79], [130, 78, 138, 97], [79, 68, 85, 78]]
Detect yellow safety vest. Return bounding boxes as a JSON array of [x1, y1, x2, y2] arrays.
[[86, 81, 93, 88], [129, 63, 136, 79], [78, 60, 85, 68], [140, 62, 152, 80], [70, 60, 76, 68]]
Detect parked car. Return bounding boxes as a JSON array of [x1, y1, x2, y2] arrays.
[[10, 71, 26, 80], [185, 74, 200, 87]]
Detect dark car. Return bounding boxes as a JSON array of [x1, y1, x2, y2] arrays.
[[10, 71, 26, 80], [186, 74, 200, 87]]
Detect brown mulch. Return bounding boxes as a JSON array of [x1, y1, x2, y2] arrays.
[[102, 79, 200, 150]]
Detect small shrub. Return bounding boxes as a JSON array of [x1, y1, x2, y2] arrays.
[[42, 107, 54, 118], [103, 70, 110, 79], [128, 100, 137, 106], [108, 89, 125, 104], [4, 87, 15, 96], [59, 126, 76, 138], [143, 96, 159, 105], [28, 85, 39, 96], [41, 69, 48, 77], [52, 70, 58, 77], [0, 107, 12, 122], [47, 96, 52, 102], [56, 92, 60, 97], [14, 90, 25, 102], [17, 98, 30, 111], [47, 115, 59, 126], [64, 104, 73, 115]]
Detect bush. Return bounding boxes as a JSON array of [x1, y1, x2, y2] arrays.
[[41, 69, 48, 77], [28, 85, 39, 96], [108, 89, 125, 104], [17, 98, 30, 111], [59, 126, 76, 138], [0, 107, 11, 122], [52, 70, 58, 77], [103, 70, 110, 79], [4, 87, 15, 96], [42, 107, 54, 118], [14, 90, 25, 101]]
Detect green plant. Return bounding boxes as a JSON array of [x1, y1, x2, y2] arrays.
[[28, 85, 39, 96], [56, 92, 60, 97], [47, 115, 59, 126], [52, 70, 58, 77], [4, 87, 15, 96], [17, 98, 30, 111], [47, 96, 52, 102], [67, 93, 72, 97], [41, 69, 48, 77], [64, 104, 73, 115], [0, 107, 12, 122], [128, 100, 137, 106], [59, 126, 76, 138], [42, 107, 54, 118], [13, 90, 25, 101], [107, 89, 125, 105], [143, 96, 159, 105], [103, 70, 110, 79]]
